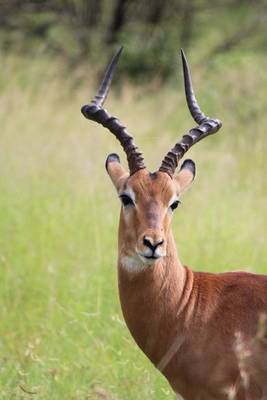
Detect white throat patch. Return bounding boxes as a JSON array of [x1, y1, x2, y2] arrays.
[[121, 254, 152, 273]]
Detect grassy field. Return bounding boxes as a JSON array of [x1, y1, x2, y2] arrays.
[[0, 51, 266, 399]]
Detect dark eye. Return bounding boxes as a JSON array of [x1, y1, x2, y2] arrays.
[[170, 200, 180, 211], [120, 194, 134, 207]]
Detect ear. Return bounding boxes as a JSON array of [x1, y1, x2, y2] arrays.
[[174, 159, 196, 194], [105, 153, 129, 192]]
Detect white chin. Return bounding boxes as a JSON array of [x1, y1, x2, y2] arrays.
[[121, 254, 158, 273]]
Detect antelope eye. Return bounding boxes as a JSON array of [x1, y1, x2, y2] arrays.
[[120, 194, 134, 207], [170, 200, 180, 211]]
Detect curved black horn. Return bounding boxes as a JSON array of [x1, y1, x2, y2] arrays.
[[92, 47, 123, 107], [81, 47, 145, 175], [159, 49, 222, 177], [181, 48, 207, 125]]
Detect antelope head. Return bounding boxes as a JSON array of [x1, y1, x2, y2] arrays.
[[81, 48, 222, 272]]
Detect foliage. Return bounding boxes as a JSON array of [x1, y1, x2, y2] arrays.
[[0, 0, 267, 80]]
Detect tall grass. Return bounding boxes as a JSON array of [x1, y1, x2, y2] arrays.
[[0, 51, 266, 399]]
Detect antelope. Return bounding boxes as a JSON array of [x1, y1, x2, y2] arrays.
[[81, 48, 267, 400]]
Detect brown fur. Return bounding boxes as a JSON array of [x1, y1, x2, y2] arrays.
[[106, 166, 267, 400]]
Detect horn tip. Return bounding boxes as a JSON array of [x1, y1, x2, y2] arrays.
[[110, 45, 124, 68], [180, 48, 187, 66], [116, 45, 124, 58]]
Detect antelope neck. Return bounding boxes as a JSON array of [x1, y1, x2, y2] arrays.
[[118, 230, 195, 366]]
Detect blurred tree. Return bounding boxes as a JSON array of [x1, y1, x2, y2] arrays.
[[0, 0, 266, 80], [179, 0, 196, 48], [147, 0, 165, 25], [107, 0, 128, 44]]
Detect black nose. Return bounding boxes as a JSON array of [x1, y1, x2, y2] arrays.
[[143, 236, 164, 252]]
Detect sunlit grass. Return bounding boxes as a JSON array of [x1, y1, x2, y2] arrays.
[[0, 51, 266, 399]]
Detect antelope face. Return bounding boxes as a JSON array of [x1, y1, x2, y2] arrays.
[[106, 154, 195, 269]]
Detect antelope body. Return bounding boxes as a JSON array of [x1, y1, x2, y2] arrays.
[[81, 48, 267, 400]]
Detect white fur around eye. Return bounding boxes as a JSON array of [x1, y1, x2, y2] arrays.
[[119, 187, 136, 203]]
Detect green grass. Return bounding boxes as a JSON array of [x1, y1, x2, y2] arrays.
[[0, 51, 266, 399]]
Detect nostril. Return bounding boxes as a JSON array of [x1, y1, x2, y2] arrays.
[[143, 236, 152, 249], [157, 239, 164, 247]]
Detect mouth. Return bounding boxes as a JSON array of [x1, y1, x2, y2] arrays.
[[143, 255, 161, 260], [137, 252, 164, 263]]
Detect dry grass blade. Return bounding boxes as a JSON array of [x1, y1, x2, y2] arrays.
[[91, 384, 111, 400], [19, 383, 38, 395]]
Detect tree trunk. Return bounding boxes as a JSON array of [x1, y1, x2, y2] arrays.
[[107, 0, 127, 44], [180, 0, 195, 49]]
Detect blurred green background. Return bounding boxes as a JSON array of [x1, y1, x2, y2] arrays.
[[0, 1, 267, 399]]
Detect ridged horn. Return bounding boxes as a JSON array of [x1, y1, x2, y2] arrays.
[[159, 49, 222, 177], [81, 47, 145, 175]]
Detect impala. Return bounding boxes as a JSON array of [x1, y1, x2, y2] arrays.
[[81, 48, 267, 400]]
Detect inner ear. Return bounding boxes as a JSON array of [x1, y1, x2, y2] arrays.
[[105, 153, 129, 192], [175, 159, 196, 194]]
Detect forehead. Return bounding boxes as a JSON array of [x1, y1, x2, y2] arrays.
[[124, 170, 176, 201]]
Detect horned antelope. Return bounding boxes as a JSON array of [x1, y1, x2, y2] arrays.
[[81, 48, 267, 400]]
